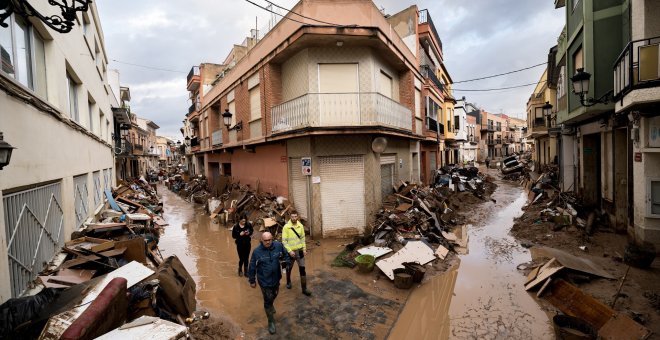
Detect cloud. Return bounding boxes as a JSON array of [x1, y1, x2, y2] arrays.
[[96, 0, 563, 134]]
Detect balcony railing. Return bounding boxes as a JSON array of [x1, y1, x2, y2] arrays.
[[187, 66, 200, 85], [133, 144, 143, 151], [426, 116, 438, 133], [418, 9, 443, 52], [481, 124, 494, 131], [496, 125, 502, 131], [420, 65, 444, 92], [496, 138, 502, 144], [188, 103, 196, 115], [613, 35, 660, 99], [487, 139, 495, 145], [271, 92, 412, 133], [533, 117, 547, 128], [212, 130, 223, 146], [114, 140, 132, 156]]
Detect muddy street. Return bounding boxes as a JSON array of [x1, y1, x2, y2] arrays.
[[448, 176, 553, 339], [158, 185, 409, 339]]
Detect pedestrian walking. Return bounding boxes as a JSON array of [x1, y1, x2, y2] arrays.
[[485, 157, 491, 169], [248, 232, 290, 334], [231, 215, 253, 277], [282, 211, 312, 296]]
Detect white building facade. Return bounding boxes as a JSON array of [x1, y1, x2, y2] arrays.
[[0, 2, 115, 301]]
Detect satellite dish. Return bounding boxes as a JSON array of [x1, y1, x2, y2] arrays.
[[371, 137, 387, 153]]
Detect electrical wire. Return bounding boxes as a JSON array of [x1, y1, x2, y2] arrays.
[[243, 0, 310, 26], [264, 0, 344, 26], [110, 59, 187, 74], [452, 62, 547, 84], [453, 80, 547, 92]]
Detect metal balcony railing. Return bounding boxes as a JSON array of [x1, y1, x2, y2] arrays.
[[420, 65, 444, 92], [418, 9, 443, 52], [496, 125, 502, 131], [133, 144, 143, 151], [613, 35, 660, 99], [271, 92, 412, 133], [426, 116, 439, 133], [496, 138, 502, 144], [188, 103, 196, 115], [481, 124, 494, 131], [487, 139, 495, 145], [533, 118, 546, 128], [187, 66, 200, 85], [212, 130, 223, 146]]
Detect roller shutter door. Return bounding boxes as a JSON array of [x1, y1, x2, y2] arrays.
[[289, 158, 308, 219], [320, 155, 365, 235]]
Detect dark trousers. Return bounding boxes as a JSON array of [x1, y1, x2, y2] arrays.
[[236, 243, 251, 271], [260, 285, 279, 311]]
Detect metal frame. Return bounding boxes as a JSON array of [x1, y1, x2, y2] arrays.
[[3, 182, 64, 297], [73, 174, 89, 228]]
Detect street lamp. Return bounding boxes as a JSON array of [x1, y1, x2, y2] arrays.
[[0, 132, 16, 170], [542, 101, 553, 117], [570, 68, 612, 107], [0, 0, 92, 33], [222, 109, 233, 129]]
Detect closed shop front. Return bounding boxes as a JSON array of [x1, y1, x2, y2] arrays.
[[319, 155, 365, 236]]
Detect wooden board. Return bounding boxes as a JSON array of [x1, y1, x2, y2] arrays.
[[525, 266, 541, 285], [435, 245, 449, 260], [544, 279, 650, 339], [525, 258, 564, 290], [66, 237, 115, 253], [114, 238, 147, 264], [533, 246, 615, 279]]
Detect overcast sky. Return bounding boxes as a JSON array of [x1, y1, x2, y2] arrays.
[[96, 0, 564, 138]]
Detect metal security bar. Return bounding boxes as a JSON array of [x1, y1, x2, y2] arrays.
[[73, 174, 89, 228], [93, 171, 102, 208], [3, 182, 64, 297], [103, 168, 112, 191]]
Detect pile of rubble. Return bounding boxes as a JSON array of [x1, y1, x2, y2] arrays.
[[167, 173, 212, 204], [336, 166, 496, 287], [0, 177, 200, 339]]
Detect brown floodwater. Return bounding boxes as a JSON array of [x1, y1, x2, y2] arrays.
[[157, 185, 410, 339], [158, 177, 552, 339]]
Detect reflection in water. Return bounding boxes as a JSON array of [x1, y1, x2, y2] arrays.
[[448, 182, 553, 339]]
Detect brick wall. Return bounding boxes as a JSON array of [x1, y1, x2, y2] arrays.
[[399, 69, 415, 133], [264, 63, 282, 136]]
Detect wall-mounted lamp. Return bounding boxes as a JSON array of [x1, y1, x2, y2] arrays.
[[222, 108, 242, 131], [0, 132, 16, 170], [571, 68, 612, 107], [0, 0, 91, 33], [542, 101, 553, 117]]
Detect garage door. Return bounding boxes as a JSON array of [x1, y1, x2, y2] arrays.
[[320, 155, 365, 235], [289, 158, 309, 219]]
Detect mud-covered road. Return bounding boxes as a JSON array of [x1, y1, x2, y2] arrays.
[[157, 175, 552, 339]]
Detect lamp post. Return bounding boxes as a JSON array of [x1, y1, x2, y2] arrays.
[[570, 68, 612, 107], [0, 132, 16, 170]]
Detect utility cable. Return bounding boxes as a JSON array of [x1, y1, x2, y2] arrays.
[[264, 0, 344, 26], [243, 0, 310, 26], [453, 80, 547, 92], [452, 62, 547, 84], [110, 59, 187, 74]]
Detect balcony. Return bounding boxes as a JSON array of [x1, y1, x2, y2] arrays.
[[496, 138, 502, 144], [533, 117, 547, 128], [187, 66, 200, 91], [114, 140, 132, 156], [613, 36, 660, 100], [271, 92, 412, 133], [188, 103, 196, 115], [212, 130, 223, 146], [481, 124, 494, 132], [420, 65, 444, 92], [487, 139, 495, 145], [418, 9, 443, 52]]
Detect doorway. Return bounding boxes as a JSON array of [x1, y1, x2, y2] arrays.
[[582, 133, 601, 208]]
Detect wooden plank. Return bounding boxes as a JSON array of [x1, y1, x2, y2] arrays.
[[435, 245, 449, 260], [525, 266, 541, 285], [114, 238, 147, 264], [525, 258, 564, 290], [395, 203, 413, 212], [536, 278, 552, 297], [61, 255, 101, 269], [599, 313, 652, 340], [99, 247, 127, 257], [543, 279, 615, 329]]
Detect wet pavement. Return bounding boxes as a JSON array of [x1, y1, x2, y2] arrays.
[[157, 185, 408, 339], [158, 176, 553, 339], [447, 177, 554, 339]]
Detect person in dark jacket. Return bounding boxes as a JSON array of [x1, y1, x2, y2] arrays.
[[231, 215, 253, 277], [248, 232, 290, 335]]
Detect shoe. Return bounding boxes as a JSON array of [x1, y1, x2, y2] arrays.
[[266, 309, 276, 334], [286, 282, 292, 289], [301, 276, 312, 296], [238, 269, 243, 277]]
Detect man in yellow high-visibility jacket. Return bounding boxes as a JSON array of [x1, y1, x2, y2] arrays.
[[282, 211, 312, 296]]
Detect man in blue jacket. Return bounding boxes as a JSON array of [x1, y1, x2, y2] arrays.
[[248, 231, 290, 334]]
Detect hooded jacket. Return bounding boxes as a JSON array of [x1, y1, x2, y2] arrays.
[[248, 240, 290, 287]]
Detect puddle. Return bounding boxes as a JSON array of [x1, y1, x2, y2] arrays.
[[448, 181, 554, 339]]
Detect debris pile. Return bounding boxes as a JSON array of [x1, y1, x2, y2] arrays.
[[337, 168, 496, 287], [0, 180, 202, 340]]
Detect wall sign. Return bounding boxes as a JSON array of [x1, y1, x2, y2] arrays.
[[635, 152, 642, 162], [301, 157, 312, 176]]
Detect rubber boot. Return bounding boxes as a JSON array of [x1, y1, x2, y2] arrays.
[[238, 265, 243, 277], [266, 308, 276, 334], [243, 263, 248, 276], [285, 266, 292, 289], [301, 276, 312, 296]]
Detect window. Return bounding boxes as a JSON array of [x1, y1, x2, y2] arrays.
[[249, 86, 260, 120], [82, 12, 91, 36], [228, 99, 236, 126], [66, 72, 79, 122], [414, 88, 421, 118], [379, 70, 393, 98], [99, 111, 105, 138], [650, 179, 660, 217], [454, 115, 460, 130], [88, 98, 94, 131], [318, 63, 358, 93], [0, 15, 47, 96], [573, 46, 583, 73]]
